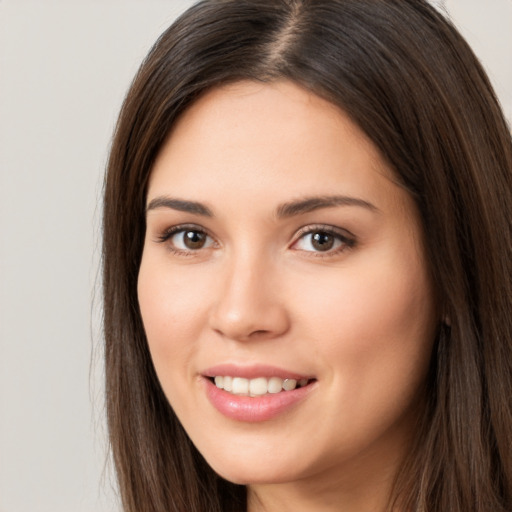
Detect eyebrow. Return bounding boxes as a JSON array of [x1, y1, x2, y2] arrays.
[[146, 197, 213, 216], [145, 194, 378, 218], [275, 195, 379, 218]]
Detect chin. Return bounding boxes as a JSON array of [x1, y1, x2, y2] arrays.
[[215, 467, 294, 486], [204, 451, 303, 486]]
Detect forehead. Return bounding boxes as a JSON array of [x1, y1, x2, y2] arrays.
[[158, 80, 383, 165], [148, 80, 404, 216]]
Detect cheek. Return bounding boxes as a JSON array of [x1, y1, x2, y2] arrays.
[[294, 256, 437, 456], [299, 247, 437, 391], [137, 258, 210, 430], [137, 254, 208, 375]]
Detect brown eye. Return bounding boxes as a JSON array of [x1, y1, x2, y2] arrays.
[[164, 228, 215, 252], [182, 230, 207, 249], [311, 232, 335, 251], [292, 227, 354, 255]]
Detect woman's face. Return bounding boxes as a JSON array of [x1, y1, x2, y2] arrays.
[[138, 80, 438, 493]]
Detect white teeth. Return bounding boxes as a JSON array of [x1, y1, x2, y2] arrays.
[[282, 378, 297, 391], [232, 377, 249, 395], [249, 377, 268, 396], [268, 376, 283, 394], [212, 376, 310, 396], [223, 375, 233, 391]]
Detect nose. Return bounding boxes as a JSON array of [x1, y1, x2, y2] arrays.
[[208, 252, 290, 342]]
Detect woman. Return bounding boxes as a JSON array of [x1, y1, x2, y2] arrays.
[[102, 1, 512, 511]]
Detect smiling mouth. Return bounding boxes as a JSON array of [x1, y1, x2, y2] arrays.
[[208, 376, 315, 397]]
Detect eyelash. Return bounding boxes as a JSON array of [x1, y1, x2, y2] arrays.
[[291, 224, 356, 258], [155, 223, 356, 258], [156, 224, 215, 256]]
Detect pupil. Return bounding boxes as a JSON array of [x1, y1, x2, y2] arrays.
[[312, 232, 334, 251], [184, 231, 206, 249]]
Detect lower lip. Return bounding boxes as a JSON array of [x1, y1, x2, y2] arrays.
[[203, 378, 315, 422]]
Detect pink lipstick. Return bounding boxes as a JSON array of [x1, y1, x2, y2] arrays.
[[202, 364, 316, 422]]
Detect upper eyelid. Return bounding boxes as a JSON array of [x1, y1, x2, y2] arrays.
[[290, 224, 357, 254], [153, 222, 355, 246], [161, 223, 208, 233], [155, 223, 214, 242], [293, 224, 355, 240]]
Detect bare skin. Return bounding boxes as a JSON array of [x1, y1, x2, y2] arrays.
[[138, 80, 438, 512]]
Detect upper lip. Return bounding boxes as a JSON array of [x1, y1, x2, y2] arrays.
[[202, 363, 313, 381]]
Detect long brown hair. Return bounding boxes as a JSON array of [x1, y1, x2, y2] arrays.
[[102, 1, 512, 510]]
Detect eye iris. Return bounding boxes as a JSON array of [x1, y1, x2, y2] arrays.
[[311, 232, 334, 251], [183, 230, 206, 249]]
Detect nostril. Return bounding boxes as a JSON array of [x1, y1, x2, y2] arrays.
[[249, 329, 271, 337]]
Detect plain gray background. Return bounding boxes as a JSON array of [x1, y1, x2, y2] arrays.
[[0, 1, 510, 511]]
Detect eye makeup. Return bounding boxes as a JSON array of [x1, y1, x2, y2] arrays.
[[153, 221, 356, 260], [290, 224, 356, 258]]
